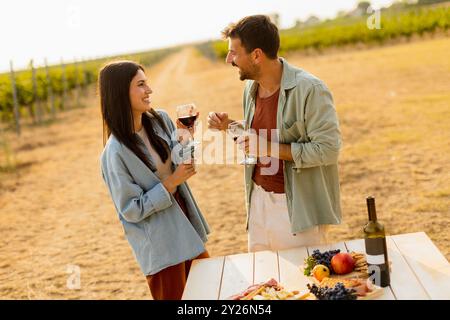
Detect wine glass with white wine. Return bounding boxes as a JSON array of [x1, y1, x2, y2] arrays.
[[227, 120, 257, 165]]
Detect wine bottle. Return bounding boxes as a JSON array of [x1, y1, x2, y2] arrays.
[[363, 196, 390, 287]]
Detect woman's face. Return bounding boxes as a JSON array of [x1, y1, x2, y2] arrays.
[[129, 69, 153, 115]]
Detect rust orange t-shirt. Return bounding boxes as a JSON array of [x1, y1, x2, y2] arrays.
[[251, 88, 285, 193]]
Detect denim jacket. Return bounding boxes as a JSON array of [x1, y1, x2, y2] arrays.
[[243, 58, 342, 233], [100, 110, 210, 276]]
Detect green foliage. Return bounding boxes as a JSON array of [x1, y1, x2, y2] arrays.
[[209, 5, 450, 60], [0, 47, 178, 122], [303, 256, 317, 276], [195, 41, 220, 61], [212, 41, 229, 61]]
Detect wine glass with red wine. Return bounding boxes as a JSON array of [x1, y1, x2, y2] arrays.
[[227, 120, 257, 165], [176, 103, 198, 128], [176, 103, 200, 162]]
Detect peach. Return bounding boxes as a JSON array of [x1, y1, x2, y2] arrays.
[[331, 253, 355, 274]]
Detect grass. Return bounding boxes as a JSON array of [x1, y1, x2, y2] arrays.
[[425, 188, 450, 198]]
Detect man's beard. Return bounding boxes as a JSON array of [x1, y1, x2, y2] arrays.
[[239, 70, 250, 81], [233, 61, 259, 81]]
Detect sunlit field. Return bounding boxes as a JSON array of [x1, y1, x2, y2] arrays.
[[0, 34, 448, 299]]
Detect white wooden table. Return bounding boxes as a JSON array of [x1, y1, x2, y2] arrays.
[[182, 232, 450, 300]]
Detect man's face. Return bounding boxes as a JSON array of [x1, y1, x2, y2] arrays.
[[225, 37, 259, 81]]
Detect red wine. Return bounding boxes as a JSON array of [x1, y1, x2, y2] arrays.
[[363, 196, 390, 287], [178, 115, 197, 127]]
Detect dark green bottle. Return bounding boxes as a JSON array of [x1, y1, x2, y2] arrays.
[[363, 196, 390, 287]]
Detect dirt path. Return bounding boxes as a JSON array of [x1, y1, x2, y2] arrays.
[[0, 39, 449, 299]]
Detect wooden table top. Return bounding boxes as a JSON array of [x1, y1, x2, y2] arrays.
[[182, 232, 450, 300]]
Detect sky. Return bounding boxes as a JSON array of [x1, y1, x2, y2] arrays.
[[0, 0, 394, 72]]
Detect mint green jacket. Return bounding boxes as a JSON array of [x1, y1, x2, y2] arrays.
[[243, 58, 342, 233]]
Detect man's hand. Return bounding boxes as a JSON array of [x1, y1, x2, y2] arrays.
[[207, 112, 232, 131], [236, 134, 293, 161], [236, 134, 269, 158]]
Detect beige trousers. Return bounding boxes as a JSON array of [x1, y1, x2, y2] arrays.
[[248, 183, 328, 252]]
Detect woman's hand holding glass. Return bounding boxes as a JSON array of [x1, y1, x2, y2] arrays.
[[162, 163, 196, 194]]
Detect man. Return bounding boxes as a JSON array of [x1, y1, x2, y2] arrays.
[[208, 15, 342, 252]]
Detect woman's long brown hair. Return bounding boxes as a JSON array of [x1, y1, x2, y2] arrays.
[[99, 60, 169, 171]]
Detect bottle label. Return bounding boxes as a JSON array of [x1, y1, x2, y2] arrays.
[[365, 237, 387, 265], [366, 254, 385, 265]]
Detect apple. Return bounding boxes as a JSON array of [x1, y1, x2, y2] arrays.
[[330, 253, 355, 274]]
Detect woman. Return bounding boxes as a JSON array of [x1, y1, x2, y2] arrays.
[[99, 60, 210, 300]]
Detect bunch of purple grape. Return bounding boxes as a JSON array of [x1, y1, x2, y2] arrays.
[[307, 283, 357, 300], [311, 249, 341, 273]]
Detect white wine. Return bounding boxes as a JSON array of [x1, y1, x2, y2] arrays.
[[363, 196, 390, 287]]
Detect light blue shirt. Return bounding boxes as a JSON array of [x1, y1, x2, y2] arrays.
[[100, 110, 209, 276]]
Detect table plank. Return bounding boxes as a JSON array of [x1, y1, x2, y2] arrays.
[[182, 256, 225, 300], [344, 239, 396, 300], [218, 252, 254, 300], [254, 250, 279, 283], [278, 246, 311, 293], [384, 237, 431, 299], [391, 232, 450, 300]]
